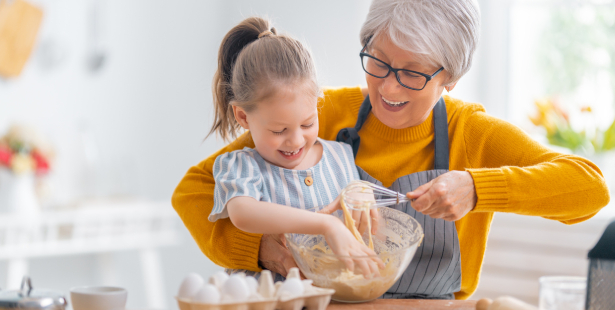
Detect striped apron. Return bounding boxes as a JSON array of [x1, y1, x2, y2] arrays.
[[336, 96, 462, 299]]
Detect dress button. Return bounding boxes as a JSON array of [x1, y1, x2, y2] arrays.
[[304, 176, 313, 186]]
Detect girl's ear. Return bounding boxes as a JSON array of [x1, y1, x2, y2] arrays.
[[232, 105, 250, 130]]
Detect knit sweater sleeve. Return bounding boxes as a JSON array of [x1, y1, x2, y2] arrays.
[[172, 132, 263, 271], [463, 109, 610, 224]]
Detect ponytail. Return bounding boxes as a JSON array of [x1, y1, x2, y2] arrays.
[[208, 17, 274, 142]]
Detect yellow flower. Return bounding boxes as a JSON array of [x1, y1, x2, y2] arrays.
[[529, 98, 558, 134], [10, 153, 34, 174]]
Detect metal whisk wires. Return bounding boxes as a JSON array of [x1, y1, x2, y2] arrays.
[[341, 180, 410, 210]]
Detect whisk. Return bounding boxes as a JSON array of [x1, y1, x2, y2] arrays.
[[341, 180, 411, 210]]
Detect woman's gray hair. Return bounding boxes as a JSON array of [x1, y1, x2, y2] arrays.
[[360, 0, 480, 85]]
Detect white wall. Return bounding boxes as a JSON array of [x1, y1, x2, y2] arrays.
[[1, 1, 230, 308], [1, 0, 228, 204], [0, 1, 496, 309], [1, 0, 490, 206]]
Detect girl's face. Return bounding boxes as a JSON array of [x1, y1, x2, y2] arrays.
[[366, 34, 450, 129], [234, 82, 319, 170]]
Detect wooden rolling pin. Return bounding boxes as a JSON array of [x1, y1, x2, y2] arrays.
[[476, 297, 538, 310]]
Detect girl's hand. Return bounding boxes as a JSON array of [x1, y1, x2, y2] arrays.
[[352, 208, 379, 235], [322, 216, 385, 278], [317, 196, 341, 214], [406, 171, 477, 221], [318, 195, 379, 235], [346, 186, 379, 235]]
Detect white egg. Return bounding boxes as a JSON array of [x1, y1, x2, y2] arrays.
[[245, 276, 258, 295], [277, 278, 304, 298], [177, 273, 205, 299], [208, 271, 230, 289], [221, 274, 250, 302], [192, 284, 221, 304]]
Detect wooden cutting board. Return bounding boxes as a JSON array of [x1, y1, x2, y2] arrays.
[[327, 299, 477, 309], [0, 0, 43, 78]]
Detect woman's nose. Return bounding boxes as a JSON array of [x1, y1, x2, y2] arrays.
[[381, 72, 402, 94]]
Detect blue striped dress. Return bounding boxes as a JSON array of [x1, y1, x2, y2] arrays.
[[209, 138, 359, 281]]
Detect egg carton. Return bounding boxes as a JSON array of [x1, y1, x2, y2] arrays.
[[176, 296, 277, 310], [176, 285, 334, 310], [275, 285, 334, 310], [176, 268, 335, 310]]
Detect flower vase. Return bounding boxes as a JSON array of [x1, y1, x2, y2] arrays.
[[0, 168, 40, 215]]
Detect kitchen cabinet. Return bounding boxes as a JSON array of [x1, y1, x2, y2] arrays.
[[0, 199, 180, 309], [472, 207, 615, 304]]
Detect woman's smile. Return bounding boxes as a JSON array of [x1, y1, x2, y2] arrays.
[[381, 95, 409, 112]]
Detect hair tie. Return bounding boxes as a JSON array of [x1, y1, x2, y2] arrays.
[[258, 30, 274, 39]]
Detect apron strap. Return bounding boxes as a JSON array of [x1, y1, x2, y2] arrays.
[[433, 97, 449, 170], [336, 95, 449, 170], [335, 95, 372, 158]]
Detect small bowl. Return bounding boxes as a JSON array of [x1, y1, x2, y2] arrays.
[[70, 286, 127, 310], [285, 206, 423, 303]]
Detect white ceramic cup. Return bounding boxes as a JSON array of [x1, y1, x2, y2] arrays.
[[70, 286, 128, 310]]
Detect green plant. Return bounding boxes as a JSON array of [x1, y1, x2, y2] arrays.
[[531, 4, 615, 153]]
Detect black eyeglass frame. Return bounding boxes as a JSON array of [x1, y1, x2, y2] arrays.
[[360, 41, 444, 91]]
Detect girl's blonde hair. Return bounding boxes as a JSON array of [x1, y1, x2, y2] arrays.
[[209, 17, 320, 142]]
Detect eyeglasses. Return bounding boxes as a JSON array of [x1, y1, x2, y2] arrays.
[[360, 42, 444, 91]]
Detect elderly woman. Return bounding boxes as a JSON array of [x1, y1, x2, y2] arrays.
[[172, 0, 609, 299]]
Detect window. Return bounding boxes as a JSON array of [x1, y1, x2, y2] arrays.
[[508, 1, 615, 150]]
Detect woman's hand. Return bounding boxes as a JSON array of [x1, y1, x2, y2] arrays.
[[406, 171, 477, 221], [258, 234, 304, 279], [322, 216, 385, 278]]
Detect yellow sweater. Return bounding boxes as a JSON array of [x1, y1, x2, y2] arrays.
[[172, 86, 609, 299]]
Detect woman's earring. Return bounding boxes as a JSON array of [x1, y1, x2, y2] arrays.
[[445, 86, 450, 92]]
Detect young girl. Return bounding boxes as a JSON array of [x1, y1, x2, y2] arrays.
[[207, 17, 382, 281]]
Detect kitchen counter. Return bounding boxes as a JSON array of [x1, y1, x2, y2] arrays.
[[327, 299, 477, 309]]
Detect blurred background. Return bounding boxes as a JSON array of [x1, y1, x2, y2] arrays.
[[0, 0, 614, 308]]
